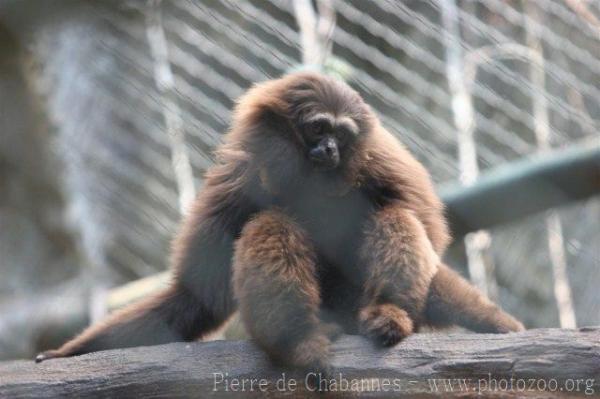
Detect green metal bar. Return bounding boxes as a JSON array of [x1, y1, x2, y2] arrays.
[[441, 142, 600, 239]]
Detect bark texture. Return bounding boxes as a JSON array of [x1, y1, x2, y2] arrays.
[[1, 328, 598, 398]]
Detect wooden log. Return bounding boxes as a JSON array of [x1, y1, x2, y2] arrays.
[[1, 328, 598, 398]]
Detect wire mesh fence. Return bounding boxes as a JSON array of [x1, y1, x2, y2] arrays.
[[4, 0, 599, 340]]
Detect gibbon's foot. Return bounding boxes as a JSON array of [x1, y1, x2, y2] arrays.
[[289, 331, 332, 370], [35, 349, 65, 363], [489, 310, 526, 333], [282, 331, 334, 392], [320, 321, 344, 341], [300, 354, 334, 393], [425, 263, 525, 334], [359, 304, 414, 347]]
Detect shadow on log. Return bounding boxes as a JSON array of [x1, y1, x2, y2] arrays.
[[1, 328, 598, 398]]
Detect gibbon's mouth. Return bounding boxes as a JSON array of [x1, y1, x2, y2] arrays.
[[309, 156, 339, 170]]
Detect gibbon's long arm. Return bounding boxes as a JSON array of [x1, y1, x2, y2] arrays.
[[233, 210, 333, 373], [360, 126, 523, 334], [360, 125, 451, 256], [357, 204, 439, 345]]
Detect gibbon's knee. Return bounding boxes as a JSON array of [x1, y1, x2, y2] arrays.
[[233, 210, 329, 369], [360, 206, 439, 320]]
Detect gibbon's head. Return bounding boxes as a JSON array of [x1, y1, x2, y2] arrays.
[[278, 72, 374, 171], [228, 72, 376, 179]]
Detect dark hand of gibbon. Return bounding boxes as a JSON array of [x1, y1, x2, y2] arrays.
[[36, 72, 524, 377]]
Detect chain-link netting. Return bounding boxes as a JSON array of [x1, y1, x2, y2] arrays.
[[26, 0, 600, 328]]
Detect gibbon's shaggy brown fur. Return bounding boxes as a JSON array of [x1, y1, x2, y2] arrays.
[[36, 72, 524, 372]]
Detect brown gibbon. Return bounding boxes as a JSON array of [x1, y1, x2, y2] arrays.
[[36, 72, 524, 374]]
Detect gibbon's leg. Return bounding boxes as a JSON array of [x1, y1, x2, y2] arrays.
[[35, 283, 227, 362], [425, 263, 525, 333], [358, 205, 439, 346], [36, 208, 239, 362], [233, 210, 331, 373]]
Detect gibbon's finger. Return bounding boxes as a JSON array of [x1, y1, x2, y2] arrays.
[[359, 303, 414, 347]]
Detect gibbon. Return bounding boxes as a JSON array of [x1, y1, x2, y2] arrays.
[[37, 72, 524, 374]]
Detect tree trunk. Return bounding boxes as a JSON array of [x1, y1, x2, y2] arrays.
[[1, 328, 598, 398]]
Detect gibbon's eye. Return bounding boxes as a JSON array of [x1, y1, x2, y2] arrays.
[[311, 121, 324, 136], [334, 118, 359, 146], [336, 127, 349, 144], [305, 121, 327, 143]]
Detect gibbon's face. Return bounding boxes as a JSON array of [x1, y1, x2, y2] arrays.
[[282, 73, 373, 172], [299, 112, 358, 170]]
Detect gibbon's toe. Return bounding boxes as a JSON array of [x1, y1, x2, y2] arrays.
[[481, 307, 526, 334], [35, 350, 63, 363], [283, 329, 334, 391], [379, 325, 406, 347], [359, 304, 414, 347], [514, 321, 526, 332], [292, 337, 334, 392], [320, 321, 344, 341], [289, 331, 332, 368], [497, 317, 526, 333]]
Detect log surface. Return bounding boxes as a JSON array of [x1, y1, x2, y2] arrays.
[[0, 328, 599, 398]]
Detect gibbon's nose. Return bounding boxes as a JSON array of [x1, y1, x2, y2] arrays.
[[309, 137, 340, 167]]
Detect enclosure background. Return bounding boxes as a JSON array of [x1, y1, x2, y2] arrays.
[[0, 0, 598, 360]]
